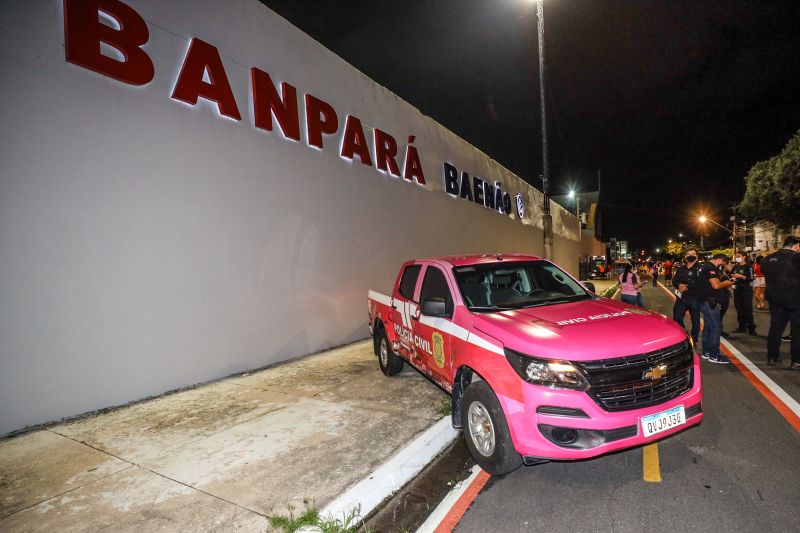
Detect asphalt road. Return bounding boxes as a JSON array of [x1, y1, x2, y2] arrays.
[[452, 282, 800, 533]]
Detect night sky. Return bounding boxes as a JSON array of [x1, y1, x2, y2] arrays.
[[261, 0, 800, 249]]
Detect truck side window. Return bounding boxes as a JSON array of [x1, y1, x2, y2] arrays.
[[420, 267, 454, 315], [398, 265, 422, 300]]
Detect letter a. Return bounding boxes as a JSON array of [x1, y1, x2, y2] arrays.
[[172, 38, 242, 121]]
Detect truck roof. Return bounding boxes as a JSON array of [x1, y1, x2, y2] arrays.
[[420, 253, 543, 267]]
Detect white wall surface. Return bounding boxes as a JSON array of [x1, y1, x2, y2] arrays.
[[0, 0, 579, 435]]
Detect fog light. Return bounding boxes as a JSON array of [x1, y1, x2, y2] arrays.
[[550, 427, 578, 445]]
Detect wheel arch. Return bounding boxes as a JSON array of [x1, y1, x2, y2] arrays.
[[372, 318, 386, 356]]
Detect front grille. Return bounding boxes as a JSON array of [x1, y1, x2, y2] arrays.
[[576, 341, 694, 412]]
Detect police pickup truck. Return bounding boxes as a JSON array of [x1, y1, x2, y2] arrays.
[[367, 254, 703, 474]]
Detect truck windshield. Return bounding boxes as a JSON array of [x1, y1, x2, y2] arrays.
[[453, 261, 592, 311]]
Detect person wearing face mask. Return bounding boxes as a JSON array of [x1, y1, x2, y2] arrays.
[[760, 236, 800, 368], [671, 247, 703, 345], [731, 252, 756, 335], [698, 253, 735, 363]]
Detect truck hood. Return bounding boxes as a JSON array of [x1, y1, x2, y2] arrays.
[[471, 297, 687, 361]]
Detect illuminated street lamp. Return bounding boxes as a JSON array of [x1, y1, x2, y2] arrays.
[[697, 215, 736, 255]]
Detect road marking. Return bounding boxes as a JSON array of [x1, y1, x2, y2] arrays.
[[719, 340, 800, 432], [656, 282, 799, 433], [642, 443, 662, 482], [417, 465, 490, 533]]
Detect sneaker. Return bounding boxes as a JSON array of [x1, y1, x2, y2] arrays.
[[782, 335, 792, 342], [709, 355, 731, 364], [701, 353, 711, 360], [733, 327, 747, 333], [767, 358, 782, 366], [748, 327, 758, 336], [791, 362, 800, 371]]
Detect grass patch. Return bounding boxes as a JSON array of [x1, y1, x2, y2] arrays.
[[267, 504, 372, 533], [436, 397, 452, 418], [600, 283, 619, 298]]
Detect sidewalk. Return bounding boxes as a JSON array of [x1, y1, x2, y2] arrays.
[[0, 340, 449, 532]]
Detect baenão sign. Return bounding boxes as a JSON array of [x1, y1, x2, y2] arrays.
[[442, 163, 515, 215], [62, 0, 525, 218]]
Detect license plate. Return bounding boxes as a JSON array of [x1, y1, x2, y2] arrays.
[[641, 405, 686, 437]]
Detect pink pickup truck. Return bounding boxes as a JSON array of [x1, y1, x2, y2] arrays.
[[368, 254, 703, 474]]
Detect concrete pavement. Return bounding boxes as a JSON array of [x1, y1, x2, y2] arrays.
[[0, 340, 448, 532]]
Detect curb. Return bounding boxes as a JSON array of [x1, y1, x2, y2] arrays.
[[320, 417, 460, 524]]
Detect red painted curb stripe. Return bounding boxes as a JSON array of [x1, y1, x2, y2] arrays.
[[658, 282, 799, 433], [433, 469, 491, 533], [719, 342, 800, 432]]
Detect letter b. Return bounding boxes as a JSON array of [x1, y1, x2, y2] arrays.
[[443, 163, 459, 195], [64, 0, 154, 85]]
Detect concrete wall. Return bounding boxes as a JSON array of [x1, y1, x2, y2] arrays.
[[0, 0, 579, 435]]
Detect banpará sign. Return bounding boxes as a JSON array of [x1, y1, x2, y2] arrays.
[[62, 0, 525, 219]]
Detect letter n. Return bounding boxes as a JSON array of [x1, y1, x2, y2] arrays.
[[64, 0, 154, 85], [252, 68, 300, 141], [172, 38, 242, 121]]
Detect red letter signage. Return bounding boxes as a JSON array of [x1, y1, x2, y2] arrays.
[[63, 0, 154, 85], [252, 68, 300, 141], [403, 138, 426, 184], [374, 129, 401, 177], [305, 95, 339, 149], [340, 115, 373, 167], [172, 38, 242, 121]]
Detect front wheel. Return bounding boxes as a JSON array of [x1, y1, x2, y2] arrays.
[[461, 380, 522, 475], [377, 330, 404, 376]]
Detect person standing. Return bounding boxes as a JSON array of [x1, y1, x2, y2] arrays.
[[672, 248, 702, 345], [753, 255, 766, 309], [718, 256, 733, 338], [663, 259, 674, 287], [760, 236, 800, 368], [651, 262, 659, 287], [697, 254, 735, 363], [618, 263, 643, 306], [731, 252, 756, 335]]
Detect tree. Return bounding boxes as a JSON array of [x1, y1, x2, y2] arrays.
[[665, 241, 687, 259], [739, 129, 800, 229]]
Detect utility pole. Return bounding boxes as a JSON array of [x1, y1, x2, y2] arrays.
[[537, 0, 553, 259], [731, 204, 738, 257]]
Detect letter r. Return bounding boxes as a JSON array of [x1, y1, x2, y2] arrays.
[[64, 0, 154, 85]]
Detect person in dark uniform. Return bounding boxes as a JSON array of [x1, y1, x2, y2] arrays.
[[731, 252, 756, 335], [671, 247, 702, 345], [718, 257, 732, 338], [760, 236, 800, 368], [697, 253, 735, 363]]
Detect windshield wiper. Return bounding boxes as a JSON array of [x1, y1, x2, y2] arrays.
[[469, 305, 515, 312]]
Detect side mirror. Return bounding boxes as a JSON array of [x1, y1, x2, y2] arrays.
[[421, 297, 449, 318], [583, 282, 596, 293]]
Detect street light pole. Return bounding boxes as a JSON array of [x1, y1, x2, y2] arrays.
[[537, 0, 553, 259]]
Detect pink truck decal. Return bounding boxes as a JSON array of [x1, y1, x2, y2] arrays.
[[368, 254, 703, 474]]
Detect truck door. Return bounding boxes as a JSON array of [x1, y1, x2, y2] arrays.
[[391, 264, 422, 360], [413, 265, 455, 386]]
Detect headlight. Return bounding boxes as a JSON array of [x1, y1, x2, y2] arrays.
[[504, 349, 588, 390]]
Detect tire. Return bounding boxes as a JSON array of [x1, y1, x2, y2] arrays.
[[377, 330, 404, 376], [461, 380, 522, 475]]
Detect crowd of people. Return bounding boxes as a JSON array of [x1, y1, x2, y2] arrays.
[[616, 237, 800, 368]]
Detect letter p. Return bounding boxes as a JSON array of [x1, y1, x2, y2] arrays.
[[64, 0, 154, 85]]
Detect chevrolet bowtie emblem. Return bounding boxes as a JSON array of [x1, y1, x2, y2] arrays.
[[644, 364, 668, 380]]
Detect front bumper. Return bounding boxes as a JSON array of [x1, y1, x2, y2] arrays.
[[499, 352, 704, 461]]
